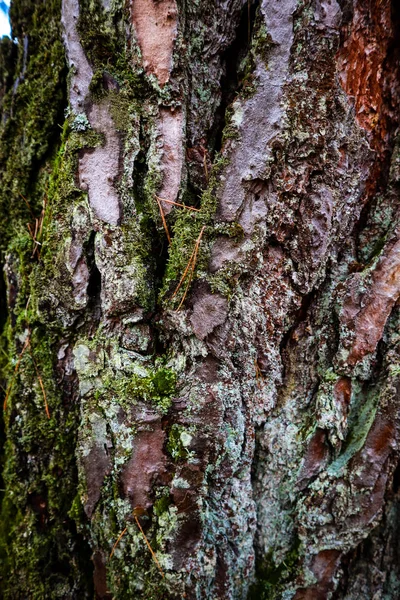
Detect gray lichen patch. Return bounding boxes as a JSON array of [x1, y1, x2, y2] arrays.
[[65, 199, 92, 308], [94, 224, 153, 316]]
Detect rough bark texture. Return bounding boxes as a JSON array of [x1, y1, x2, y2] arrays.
[[1, 0, 400, 599]]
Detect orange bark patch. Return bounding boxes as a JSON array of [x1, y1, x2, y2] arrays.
[[343, 237, 400, 366], [130, 0, 178, 86], [337, 2, 395, 147], [333, 376, 351, 409]]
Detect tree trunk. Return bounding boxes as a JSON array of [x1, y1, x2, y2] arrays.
[[1, 0, 400, 598]]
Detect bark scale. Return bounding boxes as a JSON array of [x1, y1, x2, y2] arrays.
[[1, 0, 400, 599]]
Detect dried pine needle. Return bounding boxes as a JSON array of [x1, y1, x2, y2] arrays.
[[134, 514, 164, 578], [173, 226, 206, 312], [155, 196, 171, 243], [156, 195, 200, 212], [109, 527, 127, 559], [109, 515, 164, 579]]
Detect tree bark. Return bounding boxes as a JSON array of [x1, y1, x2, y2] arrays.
[[1, 0, 400, 598]]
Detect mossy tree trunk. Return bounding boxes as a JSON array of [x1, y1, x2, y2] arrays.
[[1, 0, 400, 598]]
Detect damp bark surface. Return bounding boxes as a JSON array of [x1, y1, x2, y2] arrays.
[[1, 0, 400, 599]]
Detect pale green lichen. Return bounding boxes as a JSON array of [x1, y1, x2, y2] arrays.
[[70, 112, 91, 132], [167, 424, 196, 461]]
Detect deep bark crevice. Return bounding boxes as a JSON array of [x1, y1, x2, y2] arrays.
[[210, 0, 259, 155], [278, 288, 317, 383], [133, 119, 171, 297], [85, 231, 101, 301], [0, 264, 6, 508]]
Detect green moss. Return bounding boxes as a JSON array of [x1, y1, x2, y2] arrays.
[[88, 69, 107, 101], [0, 0, 67, 256], [152, 367, 176, 397], [78, 0, 153, 107], [160, 153, 230, 306], [108, 91, 137, 132], [221, 103, 241, 146], [68, 493, 86, 522], [77, 0, 117, 69], [252, 20, 275, 65], [248, 538, 301, 600], [95, 361, 177, 414], [154, 494, 172, 517], [0, 3, 97, 595], [123, 369, 174, 412], [320, 367, 340, 383], [127, 367, 177, 413], [0, 322, 93, 597]]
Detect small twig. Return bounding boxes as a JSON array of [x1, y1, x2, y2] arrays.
[[156, 196, 201, 212], [155, 196, 171, 243], [109, 527, 127, 559], [3, 336, 30, 411], [134, 514, 164, 578], [175, 226, 206, 312], [29, 349, 50, 419]]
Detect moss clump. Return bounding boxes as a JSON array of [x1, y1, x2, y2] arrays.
[[101, 365, 176, 413], [154, 493, 172, 517], [0, 0, 67, 256], [167, 424, 195, 461], [128, 367, 177, 413], [160, 153, 230, 306], [77, 0, 118, 69], [0, 323, 93, 598], [248, 538, 301, 600]]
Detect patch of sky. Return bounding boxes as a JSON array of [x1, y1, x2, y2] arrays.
[[0, 1, 11, 38]]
